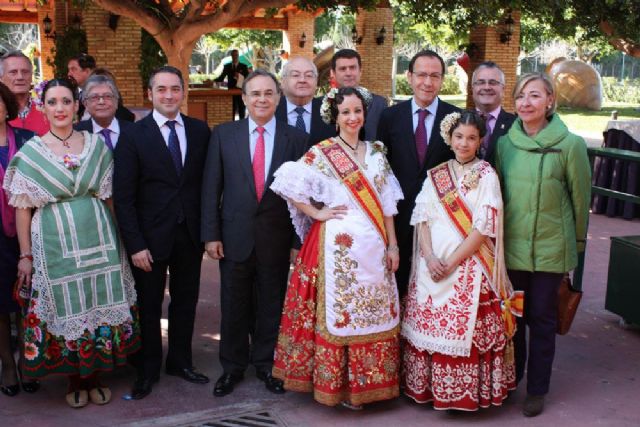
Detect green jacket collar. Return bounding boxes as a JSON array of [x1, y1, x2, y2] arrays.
[[508, 114, 569, 151]]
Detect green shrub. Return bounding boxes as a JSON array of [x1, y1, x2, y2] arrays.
[[601, 77, 640, 104], [394, 73, 462, 96], [188, 74, 217, 84]]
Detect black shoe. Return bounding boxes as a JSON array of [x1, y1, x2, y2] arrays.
[[131, 376, 158, 400], [0, 384, 20, 397], [256, 370, 285, 394], [213, 373, 243, 397], [166, 367, 210, 384], [523, 394, 545, 417], [18, 369, 39, 393]]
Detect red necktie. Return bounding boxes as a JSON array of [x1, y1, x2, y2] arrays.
[[253, 126, 265, 201]]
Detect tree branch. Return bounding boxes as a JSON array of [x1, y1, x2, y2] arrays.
[[599, 20, 640, 58], [92, 0, 166, 37]]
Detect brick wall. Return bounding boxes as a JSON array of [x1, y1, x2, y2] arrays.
[[37, 5, 55, 80], [355, 6, 393, 101], [283, 11, 314, 59], [82, 3, 144, 107], [466, 11, 521, 112]]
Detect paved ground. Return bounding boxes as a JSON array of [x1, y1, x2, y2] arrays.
[[1, 213, 639, 427]]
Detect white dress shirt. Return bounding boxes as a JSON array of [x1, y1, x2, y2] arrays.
[[152, 109, 187, 164]]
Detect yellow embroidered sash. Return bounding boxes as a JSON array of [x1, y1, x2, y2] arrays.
[[429, 162, 523, 336], [429, 162, 494, 275], [318, 139, 387, 245]]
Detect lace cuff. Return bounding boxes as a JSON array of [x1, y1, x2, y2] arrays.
[[3, 168, 53, 209]]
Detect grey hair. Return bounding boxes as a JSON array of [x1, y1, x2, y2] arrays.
[[82, 74, 121, 102], [513, 72, 557, 117], [281, 57, 318, 79], [472, 61, 505, 85], [241, 69, 281, 94], [0, 50, 33, 77]]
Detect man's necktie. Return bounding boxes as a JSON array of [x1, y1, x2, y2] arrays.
[[99, 128, 114, 151], [165, 120, 183, 175], [415, 109, 429, 166], [480, 112, 494, 159], [253, 126, 266, 201], [294, 107, 307, 133]]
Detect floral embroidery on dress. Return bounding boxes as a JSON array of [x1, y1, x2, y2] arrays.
[[332, 233, 358, 329], [460, 162, 493, 196], [370, 141, 387, 155]]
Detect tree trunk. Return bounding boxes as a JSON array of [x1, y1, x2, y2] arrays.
[[157, 36, 198, 113]]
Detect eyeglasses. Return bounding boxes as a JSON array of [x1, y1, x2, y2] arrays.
[[287, 72, 317, 80], [472, 79, 503, 87], [86, 93, 115, 103]]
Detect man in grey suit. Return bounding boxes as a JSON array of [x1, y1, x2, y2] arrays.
[[330, 49, 387, 141], [201, 69, 308, 397]]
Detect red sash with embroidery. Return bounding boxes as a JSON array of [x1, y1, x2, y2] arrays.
[[429, 162, 494, 276], [317, 139, 387, 245], [429, 162, 523, 336]]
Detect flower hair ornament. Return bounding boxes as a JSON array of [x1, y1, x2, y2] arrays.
[[32, 79, 50, 109], [320, 86, 374, 125], [439, 111, 462, 146]]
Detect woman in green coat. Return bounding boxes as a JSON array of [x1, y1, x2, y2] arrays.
[[495, 72, 591, 417]]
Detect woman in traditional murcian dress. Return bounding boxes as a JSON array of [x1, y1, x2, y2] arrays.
[[271, 86, 403, 409], [401, 110, 522, 411], [3, 79, 140, 408]]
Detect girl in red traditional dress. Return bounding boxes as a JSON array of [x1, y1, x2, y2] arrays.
[[270, 86, 403, 409], [401, 110, 522, 411]]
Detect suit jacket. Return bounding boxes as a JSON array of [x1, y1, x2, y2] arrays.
[[483, 108, 516, 166], [201, 118, 308, 263], [74, 117, 134, 149], [377, 98, 460, 234], [365, 93, 387, 142], [215, 62, 250, 89], [113, 113, 210, 260], [275, 97, 335, 147]]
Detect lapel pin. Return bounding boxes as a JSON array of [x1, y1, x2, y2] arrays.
[[500, 124, 505, 129]]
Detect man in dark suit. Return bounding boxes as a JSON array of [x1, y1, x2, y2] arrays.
[[113, 66, 210, 400], [201, 70, 308, 397], [275, 56, 334, 145], [74, 74, 133, 149], [471, 61, 516, 165], [330, 49, 387, 141], [377, 50, 460, 297], [215, 49, 250, 119]]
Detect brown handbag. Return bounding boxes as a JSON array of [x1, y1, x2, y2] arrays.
[[557, 273, 582, 335]]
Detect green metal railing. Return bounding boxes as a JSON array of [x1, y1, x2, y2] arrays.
[[574, 146, 640, 290]]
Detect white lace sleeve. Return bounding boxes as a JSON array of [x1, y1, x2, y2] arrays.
[[410, 179, 438, 226], [3, 167, 53, 209], [97, 161, 113, 200], [472, 169, 503, 238], [376, 153, 404, 216], [270, 157, 341, 241]]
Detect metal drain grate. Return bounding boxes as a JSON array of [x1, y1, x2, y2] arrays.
[[197, 411, 285, 427]]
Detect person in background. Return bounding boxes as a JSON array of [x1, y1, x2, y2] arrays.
[[495, 72, 591, 417], [471, 61, 515, 165], [74, 74, 134, 150], [67, 53, 96, 120], [214, 49, 250, 120], [89, 68, 136, 123], [0, 51, 48, 136], [0, 82, 35, 397]]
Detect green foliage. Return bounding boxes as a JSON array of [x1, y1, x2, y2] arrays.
[[601, 77, 640, 104], [49, 27, 87, 79], [207, 29, 282, 51], [139, 29, 166, 90], [395, 74, 461, 96], [188, 74, 216, 84]]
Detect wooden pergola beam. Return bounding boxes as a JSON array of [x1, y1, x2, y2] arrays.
[[0, 11, 38, 24], [224, 16, 288, 31]]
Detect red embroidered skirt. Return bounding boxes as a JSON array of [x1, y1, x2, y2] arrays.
[[402, 276, 516, 411], [272, 221, 399, 407]]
